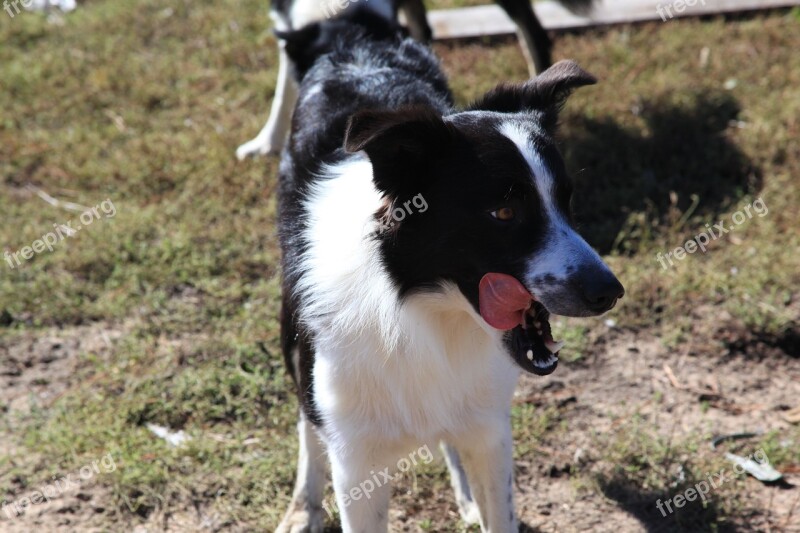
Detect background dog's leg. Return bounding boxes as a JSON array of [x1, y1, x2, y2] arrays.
[[452, 424, 517, 533], [276, 413, 328, 533], [399, 0, 432, 42], [236, 44, 298, 160], [441, 442, 481, 525], [330, 452, 391, 533], [494, 0, 552, 76]]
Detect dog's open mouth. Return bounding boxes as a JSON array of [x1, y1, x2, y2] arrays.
[[512, 301, 561, 375], [479, 272, 562, 376]]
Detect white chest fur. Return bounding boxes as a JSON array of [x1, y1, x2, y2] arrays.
[[296, 160, 520, 450]]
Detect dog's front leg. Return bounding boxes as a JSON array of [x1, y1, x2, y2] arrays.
[[398, 0, 433, 42], [276, 413, 328, 533], [455, 421, 517, 533], [442, 442, 481, 525], [494, 0, 552, 76], [329, 451, 392, 533], [236, 43, 298, 159]]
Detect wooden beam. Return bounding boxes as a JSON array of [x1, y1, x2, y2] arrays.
[[428, 0, 800, 40]]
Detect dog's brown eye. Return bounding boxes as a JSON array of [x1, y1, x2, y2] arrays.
[[490, 207, 515, 221]]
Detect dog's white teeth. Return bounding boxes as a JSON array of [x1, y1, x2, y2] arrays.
[[526, 349, 533, 360], [544, 340, 564, 354], [536, 329, 542, 336], [533, 353, 558, 369]]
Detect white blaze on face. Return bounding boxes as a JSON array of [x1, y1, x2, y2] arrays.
[[498, 122, 610, 289]]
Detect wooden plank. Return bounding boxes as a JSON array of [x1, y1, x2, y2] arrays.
[[428, 0, 800, 39]]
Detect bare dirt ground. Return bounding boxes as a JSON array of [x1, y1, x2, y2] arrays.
[[508, 324, 800, 533], [3, 320, 798, 532], [1, 324, 125, 532]]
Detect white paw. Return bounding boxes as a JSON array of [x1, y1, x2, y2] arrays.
[[274, 505, 324, 533], [236, 135, 280, 160], [458, 499, 481, 525]]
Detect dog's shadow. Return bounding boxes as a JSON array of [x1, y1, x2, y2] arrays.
[[596, 473, 741, 533], [559, 90, 758, 254], [322, 522, 540, 532]]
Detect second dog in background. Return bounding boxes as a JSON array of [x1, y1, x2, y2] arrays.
[[235, 0, 592, 160]]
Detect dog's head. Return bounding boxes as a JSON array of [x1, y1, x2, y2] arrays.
[[344, 61, 624, 376]]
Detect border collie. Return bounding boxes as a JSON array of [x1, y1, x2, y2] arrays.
[[275, 12, 623, 533], [235, 0, 591, 160]]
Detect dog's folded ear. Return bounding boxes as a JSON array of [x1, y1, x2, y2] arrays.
[[468, 60, 596, 130], [345, 105, 455, 196]]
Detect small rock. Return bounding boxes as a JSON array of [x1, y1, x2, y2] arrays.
[[573, 447, 587, 465]]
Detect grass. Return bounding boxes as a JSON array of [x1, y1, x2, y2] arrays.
[[1, 1, 799, 531]]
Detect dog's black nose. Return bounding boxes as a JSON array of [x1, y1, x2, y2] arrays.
[[578, 272, 625, 313]]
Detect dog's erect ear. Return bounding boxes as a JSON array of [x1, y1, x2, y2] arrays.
[[345, 106, 455, 196], [468, 60, 596, 130]]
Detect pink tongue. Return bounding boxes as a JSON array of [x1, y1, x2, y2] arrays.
[[478, 273, 533, 330]]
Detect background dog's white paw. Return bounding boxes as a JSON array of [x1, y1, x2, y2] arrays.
[[236, 136, 279, 160], [274, 505, 324, 533]]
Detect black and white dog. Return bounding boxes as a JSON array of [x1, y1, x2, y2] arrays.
[[235, 0, 591, 160], [275, 11, 622, 533]]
